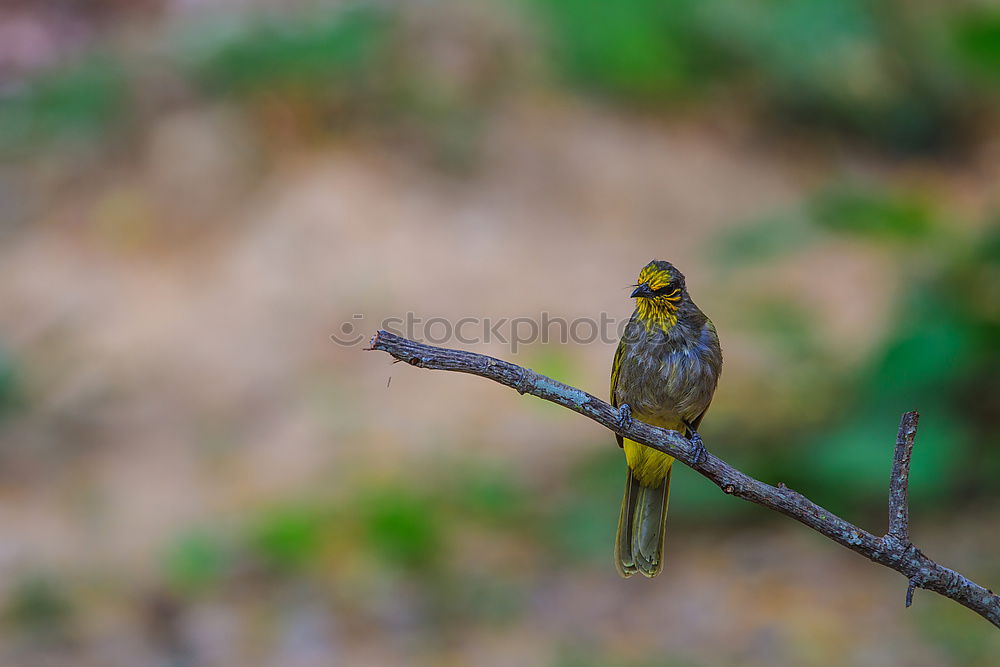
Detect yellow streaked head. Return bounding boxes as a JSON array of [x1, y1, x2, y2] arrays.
[[631, 260, 685, 331]]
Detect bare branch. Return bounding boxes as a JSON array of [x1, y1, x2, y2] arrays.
[[367, 330, 1000, 628], [888, 411, 920, 543]]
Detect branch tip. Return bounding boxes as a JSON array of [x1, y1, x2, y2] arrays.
[[364, 330, 383, 351], [888, 411, 920, 543]]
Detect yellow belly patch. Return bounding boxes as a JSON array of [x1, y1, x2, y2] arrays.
[[623, 438, 675, 487]]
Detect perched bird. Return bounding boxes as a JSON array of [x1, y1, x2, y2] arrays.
[[611, 260, 722, 578]]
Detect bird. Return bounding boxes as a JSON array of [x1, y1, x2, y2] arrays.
[[610, 260, 722, 578]]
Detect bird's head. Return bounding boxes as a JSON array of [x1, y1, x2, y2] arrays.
[[631, 260, 685, 304], [630, 260, 685, 329]]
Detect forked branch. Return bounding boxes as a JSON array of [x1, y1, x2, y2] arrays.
[[367, 330, 1000, 628]]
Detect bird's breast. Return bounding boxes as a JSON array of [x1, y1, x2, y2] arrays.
[[615, 321, 721, 425]]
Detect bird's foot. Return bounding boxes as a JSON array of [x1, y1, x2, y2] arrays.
[[616, 404, 633, 431], [688, 429, 707, 464]]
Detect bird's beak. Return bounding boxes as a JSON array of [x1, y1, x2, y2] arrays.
[[630, 283, 655, 298]]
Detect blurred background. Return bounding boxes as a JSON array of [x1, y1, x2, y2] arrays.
[[2, 0, 1000, 664]]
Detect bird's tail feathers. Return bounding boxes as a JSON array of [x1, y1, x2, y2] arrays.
[[614, 465, 671, 578]]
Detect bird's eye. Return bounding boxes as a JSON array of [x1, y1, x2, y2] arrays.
[[651, 282, 681, 299]]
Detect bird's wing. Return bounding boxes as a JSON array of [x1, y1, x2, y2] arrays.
[[687, 401, 712, 433], [686, 318, 721, 434], [610, 336, 626, 448]]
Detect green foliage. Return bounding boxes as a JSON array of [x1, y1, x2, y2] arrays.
[[733, 0, 959, 151], [182, 6, 390, 96], [952, 10, 1000, 80], [249, 505, 326, 572], [546, 493, 618, 563], [805, 415, 962, 514], [712, 184, 940, 270], [1, 6, 392, 154], [530, 0, 719, 102], [163, 530, 230, 592], [802, 251, 997, 508], [0, 346, 22, 421], [706, 0, 883, 102], [868, 296, 976, 405], [0, 56, 126, 152], [4, 575, 74, 641], [448, 463, 529, 524], [529, 0, 985, 151], [748, 300, 827, 361], [809, 187, 936, 241], [174, 4, 491, 167], [524, 347, 588, 416], [713, 216, 817, 268], [544, 447, 623, 562], [359, 488, 442, 570], [7, 0, 998, 158], [525, 347, 578, 389]]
